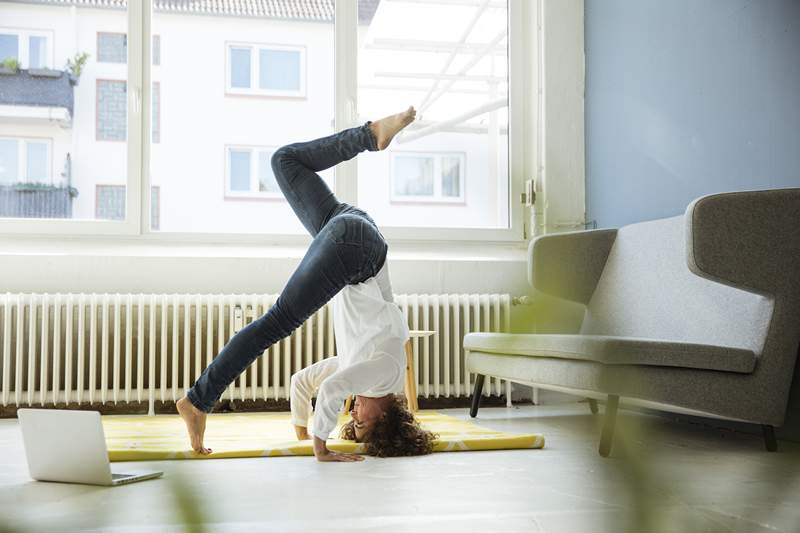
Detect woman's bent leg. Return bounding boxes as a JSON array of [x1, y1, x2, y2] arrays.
[[185, 219, 370, 412], [271, 123, 378, 237]]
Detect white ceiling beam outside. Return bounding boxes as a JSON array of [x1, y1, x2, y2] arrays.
[[365, 38, 506, 55], [419, 27, 507, 113], [359, 83, 490, 95], [384, 0, 506, 8], [397, 96, 508, 143], [417, 0, 491, 111], [375, 72, 506, 83]]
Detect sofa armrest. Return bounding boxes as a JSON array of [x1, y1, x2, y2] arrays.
[[528, 228, 618, 304], [686, 188, 800, 295]]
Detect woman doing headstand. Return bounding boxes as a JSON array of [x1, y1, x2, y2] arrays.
[[176, 107, 436, 462]]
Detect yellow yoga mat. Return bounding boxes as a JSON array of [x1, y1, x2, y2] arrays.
[[103, 410, 544, 461]]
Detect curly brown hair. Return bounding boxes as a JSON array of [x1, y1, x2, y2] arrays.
[[340, 396, 437, 457]]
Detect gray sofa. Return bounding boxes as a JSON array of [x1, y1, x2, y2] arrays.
[[465, 189, 800, 456]]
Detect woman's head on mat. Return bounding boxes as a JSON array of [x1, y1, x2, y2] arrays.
[[341, 395, 436, 457]]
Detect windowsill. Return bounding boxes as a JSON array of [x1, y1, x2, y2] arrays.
[[0, 235, 528, 262]]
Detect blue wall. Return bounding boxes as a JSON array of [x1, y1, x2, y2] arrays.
[[585, 0, 800, 228]]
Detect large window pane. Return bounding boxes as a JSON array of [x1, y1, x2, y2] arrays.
[[230, 47, 251, 89], [0, 138, 18, 185], [0, 0, 129, 220], [229, 149, 250, 192], [441, 156, 461, 198], [26, 141, 48, 182], [258, 150, 279, 193], [393, 155, 433, 197], [28, 35, 47, 68], [259, 48, 300, 91], [152, 2, 333, 233], [0, 33, 18, 62], [357, 0, 509, 228]]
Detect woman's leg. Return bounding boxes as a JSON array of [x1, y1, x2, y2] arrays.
[[271, 123, 378, 237], [185, 215, 386, 413]]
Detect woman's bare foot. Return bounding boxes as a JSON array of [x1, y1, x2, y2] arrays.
[[177, 396, 212, 455], [370, 106, 416, 150]]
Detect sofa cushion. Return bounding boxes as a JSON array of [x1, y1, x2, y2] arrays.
[[463, 333, 756, 374]]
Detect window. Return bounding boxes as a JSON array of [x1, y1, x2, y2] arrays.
[[28, 36, 47, 68], [97, 32, 126, 63], [356, 0, 510, 229], [391, 152, 465, 203], [225, 146, 281, 198], [2, 0, 536, 240], [0, 138, 51, 185], [97, 80, 160, 142], [0, 29, 52, 68], [226, 43, 306, 97], [98, 32, 160, 64], [96, 184, 160, 229], [96, 80, 127, 141], [95, 185, 125, 220], [0, 34, 18, 63], [152, 82, 160, 143]]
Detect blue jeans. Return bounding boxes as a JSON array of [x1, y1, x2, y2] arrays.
[[186, 123, 387, 412]]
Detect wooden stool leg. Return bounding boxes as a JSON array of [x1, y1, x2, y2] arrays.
[[343, 395, 352, 414], [404, 340, 419, 412]]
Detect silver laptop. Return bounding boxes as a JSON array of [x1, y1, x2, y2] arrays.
[[17, 408, 163, 486]]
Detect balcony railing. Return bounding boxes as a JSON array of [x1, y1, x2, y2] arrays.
[[0, 184, 78, 219]]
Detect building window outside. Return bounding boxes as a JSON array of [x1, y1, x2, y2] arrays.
[[391, 152, 465, 203], [0, 29, 52, 68], [95, 185, 125, 220], [0, 33, 18, 64], [97, 32, 160, 64], [227, 43, 305, 97], [150, 185, 160, 230], [225, 146, 281, 198], [97, 32, 126, 63], [97, 80, 160, 142], [95, 184, 160, 229], [0, 137, 51, 185], [152, 34, 160, 66], [96, 80, 127, 141], [152, 82, 160, 143]]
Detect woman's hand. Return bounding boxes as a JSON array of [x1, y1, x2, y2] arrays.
[[313, 436, 364, 462], [294, 425, 310, 441]]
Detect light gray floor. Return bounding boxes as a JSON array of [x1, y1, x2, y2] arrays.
[[1, 404, 799, 533]]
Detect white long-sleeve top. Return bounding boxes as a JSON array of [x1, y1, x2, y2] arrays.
[[289, 261, 409, 440]]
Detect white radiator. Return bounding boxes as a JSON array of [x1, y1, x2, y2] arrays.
[[0, 293, 510, 414]]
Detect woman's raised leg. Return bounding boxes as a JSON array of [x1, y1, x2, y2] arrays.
[[270, 107, 416, 236]]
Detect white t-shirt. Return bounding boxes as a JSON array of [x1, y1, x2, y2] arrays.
[[289, 261, 409, 440]]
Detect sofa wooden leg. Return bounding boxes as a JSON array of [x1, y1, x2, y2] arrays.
[[762, 425, 778, 452], [588, 398, 599, 414], [599, 395, 619, 457], [470, 374, 485, 418]]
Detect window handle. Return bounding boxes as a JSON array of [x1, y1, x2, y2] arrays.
[[131, 86, 141, 114]]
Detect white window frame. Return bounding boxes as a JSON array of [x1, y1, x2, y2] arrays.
[[225, 42, 307, 98], [390, 151, 466, 204], [0, 0, 584, 246], [0, 28, 54, 69], [223, 145, 283, 200], [0, 136, 52, 185]]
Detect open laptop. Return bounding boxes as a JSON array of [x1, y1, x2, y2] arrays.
[[17, 408, 163, 486]]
